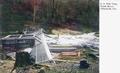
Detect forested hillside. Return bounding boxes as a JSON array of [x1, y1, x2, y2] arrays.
[[0, 0, 99, 35]]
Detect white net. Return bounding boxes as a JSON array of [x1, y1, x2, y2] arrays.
[[30, 30, 53, 64]]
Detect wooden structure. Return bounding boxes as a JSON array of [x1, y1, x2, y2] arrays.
[[1, 34, 35, 52], [60, 51, 80, 57]]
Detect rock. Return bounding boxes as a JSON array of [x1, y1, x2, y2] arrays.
[[0, 60, 4, 66], [79, 60, 90, 69]]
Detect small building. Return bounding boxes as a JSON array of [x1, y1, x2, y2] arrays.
[[1, 34, 35, 52]]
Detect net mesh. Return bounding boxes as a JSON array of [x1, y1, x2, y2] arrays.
[[31, 31, 53, 64]]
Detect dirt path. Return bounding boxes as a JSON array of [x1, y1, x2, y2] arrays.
[[0, 60, 15, 73]]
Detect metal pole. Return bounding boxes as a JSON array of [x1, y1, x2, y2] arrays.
[[35, 45, 37, 64]]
